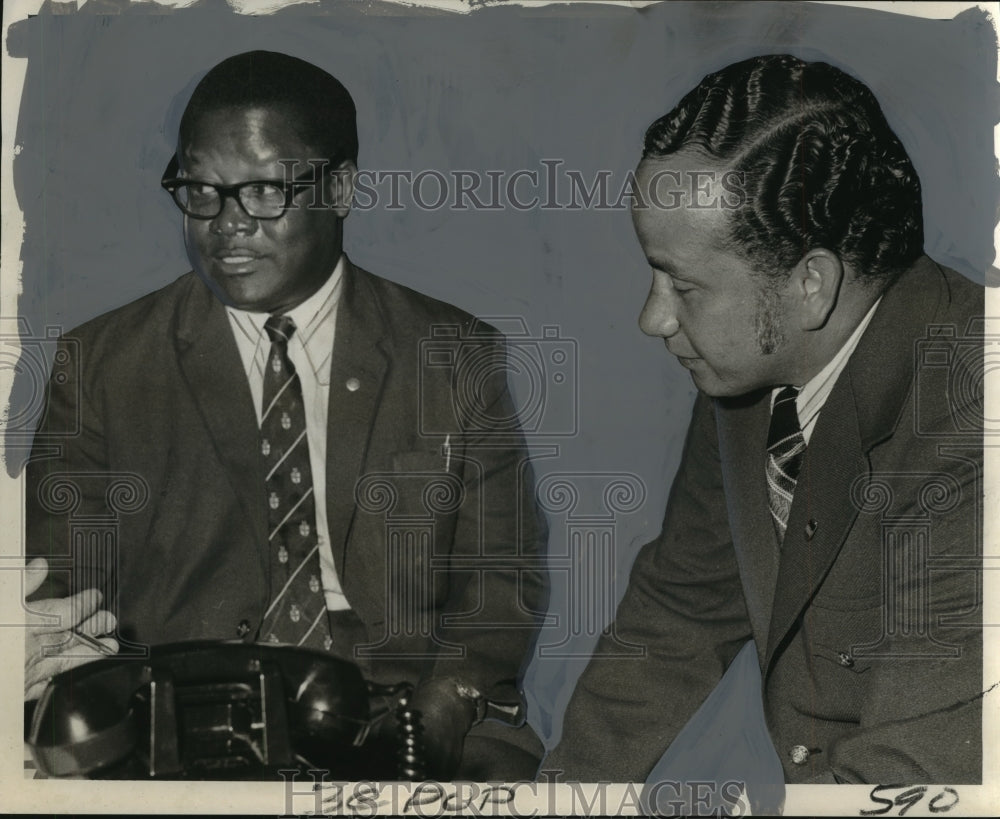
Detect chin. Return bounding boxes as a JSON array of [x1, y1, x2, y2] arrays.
[[192, 268, 257, 311], [690, 371, 755, 399]]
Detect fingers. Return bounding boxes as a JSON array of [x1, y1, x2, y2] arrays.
[[74, 635, 119, 656], [77, 609, 117, 637], [25, 589, 115, 661], [27, 587, 104, 631], [97, 636, 119, 655], [30, 620, 118, 656], [22, 568, 119, 702], [24, 557, 48, 598]]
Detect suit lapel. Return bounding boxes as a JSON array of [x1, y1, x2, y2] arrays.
[[716, 391, 778, 666], [174, 278, 269, 575], [762, 256, 950, 670], [324, 261, 390, 581], [764, 378, 868, 668]]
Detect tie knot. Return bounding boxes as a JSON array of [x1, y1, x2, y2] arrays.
[[265, 315, 296, 345], [767, 386, 802, 451], [774, 385, 799, 407]]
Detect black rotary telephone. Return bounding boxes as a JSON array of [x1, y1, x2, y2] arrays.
[[27, 641, 427, 780]]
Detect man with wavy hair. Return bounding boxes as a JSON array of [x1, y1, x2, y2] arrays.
[[547, 54, 983, 786]]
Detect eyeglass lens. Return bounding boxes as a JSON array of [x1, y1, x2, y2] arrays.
[[173, 182, 288, 219]]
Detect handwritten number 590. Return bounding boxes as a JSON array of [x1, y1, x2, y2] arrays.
[[861, 785, 959, 816]]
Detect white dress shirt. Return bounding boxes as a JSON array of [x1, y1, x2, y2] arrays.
[[225, 256, 351, 611], [775, 296, 882, 442]]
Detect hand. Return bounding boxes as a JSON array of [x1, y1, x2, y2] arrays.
[[408, 677, 478, 780], [24, 557, 119, 701]]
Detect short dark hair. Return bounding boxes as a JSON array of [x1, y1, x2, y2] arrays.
[[179, 50, 358, 166], [643, 54, 923, 288]]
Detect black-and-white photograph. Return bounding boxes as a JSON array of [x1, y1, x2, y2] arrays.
[[1, 1, 995, 815]]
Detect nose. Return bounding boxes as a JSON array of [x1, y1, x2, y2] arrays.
[[209, 193, 256, 236], [638, 275, 680, 338]]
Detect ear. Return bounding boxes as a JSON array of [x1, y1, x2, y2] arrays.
[[324, 160, 357, 218], [789, 248, 844, 331]]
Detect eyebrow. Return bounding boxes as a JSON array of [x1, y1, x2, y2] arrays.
[[646, 255, 698, 283]]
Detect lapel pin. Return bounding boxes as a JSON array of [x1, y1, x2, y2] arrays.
[[805, 519, 818, 540], [346, 377, 360, 392]]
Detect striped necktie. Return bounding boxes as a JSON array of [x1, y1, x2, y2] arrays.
[[258, 315, 332, 649], [765, 386, 806, 544]]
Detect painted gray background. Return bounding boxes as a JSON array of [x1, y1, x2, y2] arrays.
[[7, 0, 997, 769]]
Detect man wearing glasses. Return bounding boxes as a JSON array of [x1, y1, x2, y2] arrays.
[[24, 50, 545, 779]]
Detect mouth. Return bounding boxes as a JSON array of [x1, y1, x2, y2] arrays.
[[665, 342, 700, 363], [213, 249, 262, 271]]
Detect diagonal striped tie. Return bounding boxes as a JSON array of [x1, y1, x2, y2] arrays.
[[765, 386, 806, 544], [258, 315, 332, 650]]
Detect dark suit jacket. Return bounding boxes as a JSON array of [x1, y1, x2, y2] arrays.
[[26, 259, 546, 703], [546, 257, 983, 784]]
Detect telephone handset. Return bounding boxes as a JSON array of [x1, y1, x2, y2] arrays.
[[27, 641, 425, 780]]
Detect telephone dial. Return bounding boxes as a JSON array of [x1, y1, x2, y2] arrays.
[[27, 641, 427, 780]]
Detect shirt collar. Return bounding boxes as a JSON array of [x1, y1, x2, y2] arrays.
[[226, 255, 344, 384], [771, 296, 882, 430], [227, 254, 345, 346], [780, 295, 882, 432]]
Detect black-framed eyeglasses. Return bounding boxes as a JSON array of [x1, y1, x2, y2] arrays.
[[159, 155, 327, 220]]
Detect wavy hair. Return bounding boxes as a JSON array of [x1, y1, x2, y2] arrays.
[[643, 54, 923, 288]]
